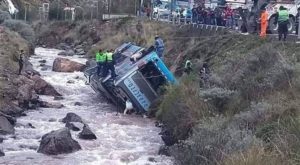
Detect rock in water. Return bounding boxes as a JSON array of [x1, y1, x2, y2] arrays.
[[38, 60, 47, 63], [39, 101, 64, 109], [62, 113, 83, 123], [58, 51, 67, 56], [0, 149, 4, 157], [74, 102, 82, 106], [79, 125, 97, 140], [54, 96, 64, 100], [67, 80, 75, 84], [31, 75, 61, 96], [37, 128, 81, 155], [65, 122, 81, 131], [159, 127, 177, 146], [0, 116, 15, 135], [52, 57, 86, 72], [158, 146, 171, 156]]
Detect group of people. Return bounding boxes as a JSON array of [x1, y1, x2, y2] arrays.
[[191, 5, 241, 29], [260, 6, 299, 41], [95, 49, 117, 79]]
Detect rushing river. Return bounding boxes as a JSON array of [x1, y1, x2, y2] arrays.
[[0, 48, 173, 165]]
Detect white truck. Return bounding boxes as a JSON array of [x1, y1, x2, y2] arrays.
[[226, 0, 299, 33], [267, 1, 299, 33]]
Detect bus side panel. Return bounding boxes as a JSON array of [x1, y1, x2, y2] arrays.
[[118, 72, 156, 112]]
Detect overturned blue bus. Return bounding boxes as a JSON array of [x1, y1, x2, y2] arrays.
[[84, 43, 177, 113]]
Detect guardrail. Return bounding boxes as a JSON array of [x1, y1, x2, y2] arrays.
[[153, 14, 193, 25]]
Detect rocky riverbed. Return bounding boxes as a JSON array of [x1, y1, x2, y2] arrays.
[[0, 48, 173, 165]]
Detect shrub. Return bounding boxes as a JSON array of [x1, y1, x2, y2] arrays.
[[221, 147, 285, 165], [170, 116, 262, 165], [2, 19, 35, 44], [0, 10, 11, 24], [199, 87, 236, 112], [157, 75, 215, 143]]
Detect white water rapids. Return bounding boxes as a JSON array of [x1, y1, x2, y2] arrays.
[[0, 48, 173, 165]]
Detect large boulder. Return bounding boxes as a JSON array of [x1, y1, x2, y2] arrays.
[[0, 102, 24, 117], [0, 116, 15, 135], [159, 127, 177, 146], [31, 75, 61, 96], [61, 113, 83, 123], [52, 58, 85, 72], [0, 112, 16, 125], [78, 125, 97, 140], [37, 128, 81, 155]]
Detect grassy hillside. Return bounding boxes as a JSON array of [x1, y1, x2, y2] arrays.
[[0, 28, 30, 110], [79, 20, 300, 164]]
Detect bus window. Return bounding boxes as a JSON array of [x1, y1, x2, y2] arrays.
[[140, 61, 166, 92]]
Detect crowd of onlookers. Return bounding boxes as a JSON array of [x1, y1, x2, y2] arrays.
[[191, 5, 242, 29]]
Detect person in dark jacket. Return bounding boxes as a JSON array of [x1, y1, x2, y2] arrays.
[[18, 50, 24, 75], [275, 6, 289, 41], [154, 35, 165, 60]]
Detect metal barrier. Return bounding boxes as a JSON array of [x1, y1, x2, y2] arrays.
[[153, 13, 236, 35]]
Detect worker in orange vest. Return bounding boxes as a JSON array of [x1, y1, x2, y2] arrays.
[[260, 7, 268, 38]]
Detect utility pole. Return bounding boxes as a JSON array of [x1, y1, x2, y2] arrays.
[[24, 3, 29, 21], [109, 0, 112, 19], [97, 0, 99, 19], [135, 0, 137, 15], [57, 0, 60, 20]]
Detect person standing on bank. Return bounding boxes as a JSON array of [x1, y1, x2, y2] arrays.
[[260, 7, 268, 39], [154, 35, 165, 60], [275, 6, 289, 41], [18, 50, 25, 75]]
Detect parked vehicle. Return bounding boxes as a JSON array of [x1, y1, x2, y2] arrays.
[[267, 1, 299, 33], [84, 43, 177, 113], [225, 0, 299, 33]]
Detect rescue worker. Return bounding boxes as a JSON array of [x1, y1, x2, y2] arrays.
[[95, 49, 106, 76], [18, 50, 24, 75], [295, 7, 300, 35], [105, 49, 117, 79], [260, 7, 268, 39], [154, 35, 165, 60], [276, 6, 289, 41]]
